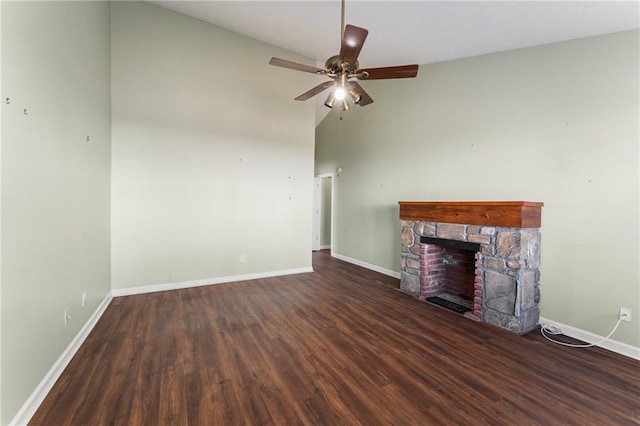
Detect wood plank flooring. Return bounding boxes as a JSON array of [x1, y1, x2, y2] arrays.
[[30, 250, 640, 425]]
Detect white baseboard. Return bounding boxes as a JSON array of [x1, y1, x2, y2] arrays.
[[10, 293, 113, 426], [111, 267, 314, 297], [319, 245, 331, 250], [540, 316, 640, 361], [330, 252, 401, 279]]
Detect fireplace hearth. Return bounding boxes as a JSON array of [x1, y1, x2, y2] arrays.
[[399, 201, 543, 335]]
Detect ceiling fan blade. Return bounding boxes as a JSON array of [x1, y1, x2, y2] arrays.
[[294, 81, 335, 101], [269, 57, 328, 75], [339, 24, 368, 67], [357, 64, 419, 80], [350, 82, 374, 106]]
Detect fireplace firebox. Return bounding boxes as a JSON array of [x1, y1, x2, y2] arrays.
[[419, 237, 480, 311], [399, 201, 543, 335]]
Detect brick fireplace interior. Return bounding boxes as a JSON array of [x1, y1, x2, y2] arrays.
[[399, 201, 543, 335], [420, 237, 480, 312]]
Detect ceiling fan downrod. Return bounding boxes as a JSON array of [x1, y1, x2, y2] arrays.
[[341, 0, 346, 41]]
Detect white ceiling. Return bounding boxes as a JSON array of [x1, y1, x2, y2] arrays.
[[148, 0, 639, 124], [150, 0, 639, 68]]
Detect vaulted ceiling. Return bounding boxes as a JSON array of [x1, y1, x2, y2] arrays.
[[150, 1, 638, 67], [149, 1, 639, 124]]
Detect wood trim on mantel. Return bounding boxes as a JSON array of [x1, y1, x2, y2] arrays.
[[398, 201, 544, 228]]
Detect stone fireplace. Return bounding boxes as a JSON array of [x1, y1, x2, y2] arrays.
[[399, 201, 543, 334]]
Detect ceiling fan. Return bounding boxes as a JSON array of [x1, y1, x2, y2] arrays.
[[269, 0, 419, 111]]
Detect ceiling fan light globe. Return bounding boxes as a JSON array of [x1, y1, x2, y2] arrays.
[[324, 92, 336, 109], [348, 89, 361, 104], [334, 87, 347, 100]]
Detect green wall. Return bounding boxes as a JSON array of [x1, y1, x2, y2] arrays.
[[316, 30, 640, 347], [110, 2, 315, 289], [1, 2, 112, 423], [1, 1, 315, 422]]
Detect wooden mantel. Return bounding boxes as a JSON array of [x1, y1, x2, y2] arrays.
[[398, 201, 543, 228]]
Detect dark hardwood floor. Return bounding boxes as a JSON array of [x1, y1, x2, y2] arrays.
[[31, 250, 640, 425]]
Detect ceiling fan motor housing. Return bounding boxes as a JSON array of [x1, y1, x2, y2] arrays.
[[325, 55, 358, 74]]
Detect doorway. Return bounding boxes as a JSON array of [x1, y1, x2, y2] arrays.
[[312, 174, 333, 251]]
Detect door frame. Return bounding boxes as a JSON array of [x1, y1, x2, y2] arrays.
[[315, 172, 335, 252]]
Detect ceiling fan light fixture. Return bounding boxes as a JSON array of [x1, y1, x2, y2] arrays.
[[334, 86, 347, 100], [340, 99, 350, 111], [348, 89, 362, 104], [324, 92, 336, 109]]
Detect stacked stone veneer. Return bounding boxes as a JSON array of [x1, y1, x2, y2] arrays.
[[400, 221, 541, 334]]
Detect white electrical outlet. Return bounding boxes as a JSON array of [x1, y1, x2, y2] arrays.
[[82, 291, 87, 307], [240, 254, 246, 263], [619, 307, 632, 322], [64, 308, 71, 325]]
